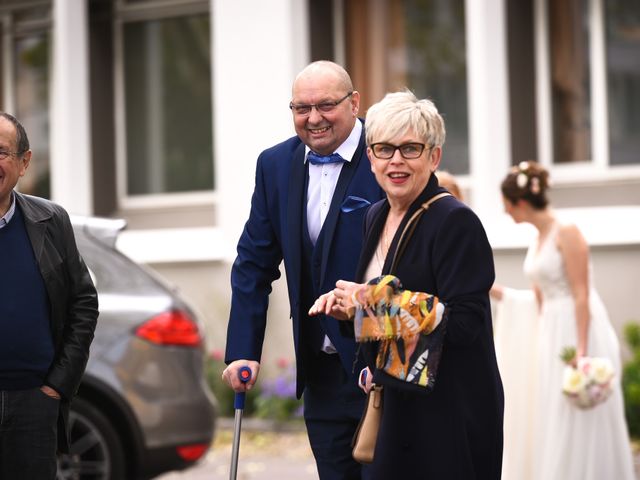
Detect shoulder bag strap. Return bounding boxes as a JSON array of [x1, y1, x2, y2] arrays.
[[389, 192, 452, 274]]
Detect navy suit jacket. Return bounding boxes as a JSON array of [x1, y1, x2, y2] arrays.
[[225, 124, 384, 397]]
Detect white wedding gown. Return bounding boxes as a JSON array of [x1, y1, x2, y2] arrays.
[[496, 222, 635, 480]]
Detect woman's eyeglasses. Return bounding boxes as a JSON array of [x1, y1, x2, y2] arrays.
[[369, 143, 428, 159]]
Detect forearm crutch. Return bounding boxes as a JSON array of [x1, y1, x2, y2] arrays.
[[229, 366, 252, 480]]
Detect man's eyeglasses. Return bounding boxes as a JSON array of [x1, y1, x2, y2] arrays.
[[370, 143, 428, 160], [289, 92, 353, 116], [0, 150, 24, 161]]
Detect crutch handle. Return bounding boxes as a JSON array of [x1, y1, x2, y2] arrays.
[[234, 366, 252, 409]]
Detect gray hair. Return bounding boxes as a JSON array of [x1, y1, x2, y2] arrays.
[[365, 90, 446, 148], [0, 112, 30, 155]]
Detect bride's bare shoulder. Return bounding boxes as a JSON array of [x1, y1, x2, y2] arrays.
[[556, 222, 588, 253]]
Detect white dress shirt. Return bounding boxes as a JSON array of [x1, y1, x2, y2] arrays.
[[304, 120, 363, 353], [0, 193, 17, 229], [305, 120, 362, 244]]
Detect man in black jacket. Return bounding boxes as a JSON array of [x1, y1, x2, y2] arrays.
[[0, 112, 98, 479]]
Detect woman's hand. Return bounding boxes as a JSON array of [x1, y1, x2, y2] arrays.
[[489, 283, 504, 301], [576, 345, 588, 361], [308, 280, 365, 321]]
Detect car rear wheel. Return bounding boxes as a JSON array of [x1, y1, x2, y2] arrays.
[[57, 396, 126, 480]]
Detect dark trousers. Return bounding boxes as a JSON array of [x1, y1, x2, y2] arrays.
[[0, 388, 59, 480], [303, 352, 371, 480]]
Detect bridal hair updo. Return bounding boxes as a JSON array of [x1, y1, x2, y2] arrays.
[[501, 160, 550, 210]]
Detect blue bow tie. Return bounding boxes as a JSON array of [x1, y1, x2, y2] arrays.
[[307, 151, 345, 165]]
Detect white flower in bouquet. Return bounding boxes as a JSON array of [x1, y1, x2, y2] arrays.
[[589, 356, 615, 384], [562, 366, 587, 394], [560, 346, 615, 409]]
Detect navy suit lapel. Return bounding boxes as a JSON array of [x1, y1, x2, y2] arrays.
[[318, 128, 367, 286], [287, 142, 307, 299]]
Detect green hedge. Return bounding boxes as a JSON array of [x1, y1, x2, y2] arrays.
[[622, 322, 640, 438]]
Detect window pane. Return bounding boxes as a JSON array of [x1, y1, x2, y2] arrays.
[[14, 6, 50, 23], [124, 14, 213, 195], [344, 1, 468, 174], [400, 0, 468, 175], [15, 33, 50, 199], [548, 0, 591, 164], [606, 1, 640, 166]]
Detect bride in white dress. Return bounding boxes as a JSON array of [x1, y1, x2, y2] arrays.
[[492, 161, 635, 480]]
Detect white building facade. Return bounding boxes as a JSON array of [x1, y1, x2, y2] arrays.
[[2, 0, 639, 365]]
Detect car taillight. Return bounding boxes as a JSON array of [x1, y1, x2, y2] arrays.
[[176, 443, 209, 462], [135, 310, 202, 347]]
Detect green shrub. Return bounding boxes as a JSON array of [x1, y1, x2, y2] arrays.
[[622, 322, 640, 438], [205, 352, 303, 421], [253, 358, 303, 422]]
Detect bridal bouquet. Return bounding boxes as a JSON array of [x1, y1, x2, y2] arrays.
[[560, 346, 615, 409]]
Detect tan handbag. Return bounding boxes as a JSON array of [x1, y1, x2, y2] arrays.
[[351, 385, 383, 464]]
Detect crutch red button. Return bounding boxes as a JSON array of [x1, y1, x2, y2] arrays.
[[239, 366, 252, 382]]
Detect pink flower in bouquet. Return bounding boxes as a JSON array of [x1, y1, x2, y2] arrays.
[[561, 352, 615, 409]]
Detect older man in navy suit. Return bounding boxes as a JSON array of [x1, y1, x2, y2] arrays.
[[223, 61, 384, 479]]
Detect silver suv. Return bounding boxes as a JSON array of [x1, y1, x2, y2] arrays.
[[56, 217, 217, 480]]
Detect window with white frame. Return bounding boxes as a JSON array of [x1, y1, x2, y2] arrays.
[[403, 0, 468, 175], [345, 0, 468, 175], [116, 0, 212, 200], [605, 0, 640, 166], [547, 0, 591, 164], [538, 0, 640, 169], [0, 2, 51, 199]]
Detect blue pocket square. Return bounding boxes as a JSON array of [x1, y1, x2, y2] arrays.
[[341, 195, 372, 213]]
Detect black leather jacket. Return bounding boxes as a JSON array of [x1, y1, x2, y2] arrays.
[[15, 192, 99, 452]]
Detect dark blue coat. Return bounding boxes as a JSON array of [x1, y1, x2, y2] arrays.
[[356, 175, 504, 479]]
